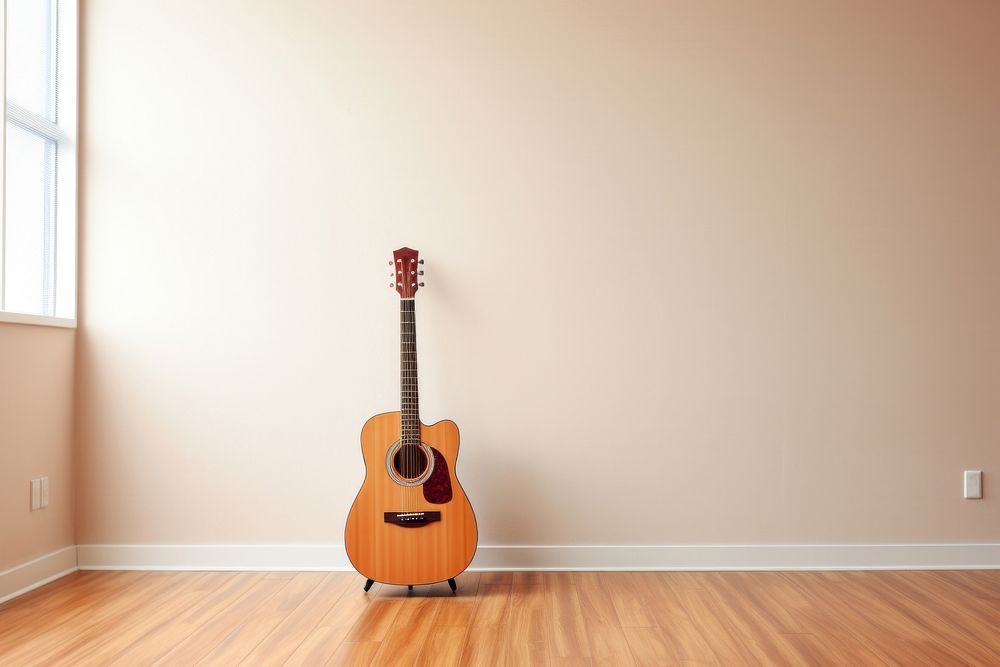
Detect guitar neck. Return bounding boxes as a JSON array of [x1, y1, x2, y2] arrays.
[[400, 299, 420, 445]]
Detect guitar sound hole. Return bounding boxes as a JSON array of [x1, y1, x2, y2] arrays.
[[392, 444, 429, 480]]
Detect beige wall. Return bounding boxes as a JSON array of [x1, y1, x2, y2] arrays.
[[77, 1, 1000, 548], [0, 324, 75, 570]]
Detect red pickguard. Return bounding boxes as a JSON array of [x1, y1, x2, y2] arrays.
[[423, 447, 453, 504]]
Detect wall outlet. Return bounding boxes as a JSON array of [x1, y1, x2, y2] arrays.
[[30, 479, 41, 510], [964, 470, 983, 499], [40, 476, 50, 508]]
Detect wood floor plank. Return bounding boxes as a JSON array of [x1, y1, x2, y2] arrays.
[[450, 571, 481, 595], [702, 572, 810, 665], [0, 571, 145, 648], [639, 573, 716, 664], [460, 582, 512, 666], [661, 572, 707, 591], [0, 572, 191, 665], [852, 571, 1000, 664], [543, 573, 591, 661], [1, 569, 998, 666], [514, 571, 546, 585], [469, 583, 511, 627], [572, 573, 637, 664], [371, 597, 442, 665], [781, 631, 886, 667], [105, 571, 266, 665], [416, 625, 470, 667], [152, 574, 294, 665], [883, 571, 1000, 651], [68, 571, 236, 665], [0, 570, 94, 620], [602, 572, 657, 628], [284, 578, 384, 667], [327, 640, 382, 666], [622, 626, 678, 666], [193, 571, 328, 665], [506, 583, 549, 664], [585, 623, 636, 666], [435, 593, 478, 628], [572, 571, 622, 628], [729, 571, 811, 634], [238, 571, 354, 664], [819, 571, 975, 665], [668, 586, 758, 666], [415, 575, 480, 666], [500, 627, 549, 666], [772, 575, 886, 666], [781, 571, 951, 666], [935, 570, 1000, 603], [459, 625, 504, 666], [346, 597, 405, 643]]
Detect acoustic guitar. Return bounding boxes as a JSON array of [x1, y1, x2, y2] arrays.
[[345, 247, 478, 592]]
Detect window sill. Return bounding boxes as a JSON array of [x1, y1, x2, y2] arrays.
[[0, 312, 77, 329]]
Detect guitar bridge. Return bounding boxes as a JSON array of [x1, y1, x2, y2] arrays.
[[384, 511, 441, 527]]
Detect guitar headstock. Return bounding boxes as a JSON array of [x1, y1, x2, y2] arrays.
[[389, 247, 425, 299]]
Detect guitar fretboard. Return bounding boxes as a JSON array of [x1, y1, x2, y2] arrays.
[[400, 299, 420, 445]]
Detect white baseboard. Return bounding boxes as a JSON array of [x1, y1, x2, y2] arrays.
[[469, 543, 1000, 570], [76, 543, 1000, 572], [0, 546, 78, 605], [77, 544, 353, 571]]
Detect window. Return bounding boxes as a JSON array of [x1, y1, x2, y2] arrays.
[[2, 0, 77, 325]]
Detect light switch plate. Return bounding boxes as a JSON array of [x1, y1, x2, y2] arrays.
[[40, 476, 50, 508], [964, 470, 983, 499], [30, 479, 41, 510]]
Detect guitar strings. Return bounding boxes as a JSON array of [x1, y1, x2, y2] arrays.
[[401, 288, 408, 511], [407, 292, 410, 505], [408, 297, 412, 511], [396, 266, 400, 510], [409, 290, 419, 511], [402, 294, 416, 511], [400, 284, 424, 512], [400, 298, 412, 511], [411, 296, 418, 510], [413, 299, 416, 511], [404, 295, 407, 502]]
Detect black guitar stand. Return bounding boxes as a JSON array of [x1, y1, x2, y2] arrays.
[[364, 578, 457, 593]]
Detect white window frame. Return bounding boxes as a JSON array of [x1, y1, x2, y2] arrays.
[[0, 0, 77, 328]]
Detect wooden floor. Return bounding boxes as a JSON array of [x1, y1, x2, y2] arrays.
[[0, 570, 998, 665]]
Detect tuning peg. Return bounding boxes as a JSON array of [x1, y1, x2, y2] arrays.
[[418, 282, 425, 287], [418, 259, 425, 265], [389, 282, 394, 287], [418, 270, 424, 275]]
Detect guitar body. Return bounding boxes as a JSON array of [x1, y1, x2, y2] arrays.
[[344, 411, 478, 586]]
